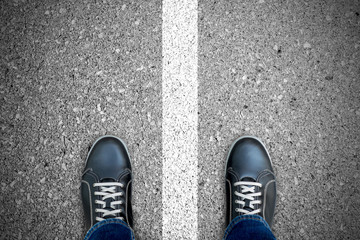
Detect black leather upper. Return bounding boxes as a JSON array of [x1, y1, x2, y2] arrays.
[[81, 136, 133, 230], [225, 136, 276, 227]]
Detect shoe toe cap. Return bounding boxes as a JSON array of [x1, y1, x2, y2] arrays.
[[227, 137, 273, 180], [85, 136, 132, 180]]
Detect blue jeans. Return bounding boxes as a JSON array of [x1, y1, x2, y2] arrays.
[[84, 219, 135, 240], [223, 215, 276, 240], [84, 215, 276, 240]]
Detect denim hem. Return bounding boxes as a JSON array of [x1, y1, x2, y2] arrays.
[[84, 219, 135, 240], [223, 215, 272, 240]]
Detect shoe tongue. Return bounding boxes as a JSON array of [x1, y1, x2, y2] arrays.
[[99, 178, 121, 219], [100, 177, 117, 182], [239, 177, 258, 212], [240, 177, 256, 182]]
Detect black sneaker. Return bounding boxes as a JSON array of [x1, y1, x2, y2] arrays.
[[81, 135, 133, 230], [225, 136, 276, 227]]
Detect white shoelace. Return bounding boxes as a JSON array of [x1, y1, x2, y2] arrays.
[[93, 182, 124, 222], [234, 181, 262, 215]]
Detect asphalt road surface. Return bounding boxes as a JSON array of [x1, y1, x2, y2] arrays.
[[1, 0, 359, 239]]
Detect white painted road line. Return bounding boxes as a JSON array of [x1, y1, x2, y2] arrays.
[[162, 0, 198, 239]]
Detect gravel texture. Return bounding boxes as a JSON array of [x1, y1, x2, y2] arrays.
[[1, 0, 360, 240], [0, 0, 162, 239], [199, 0, 360, 239]]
